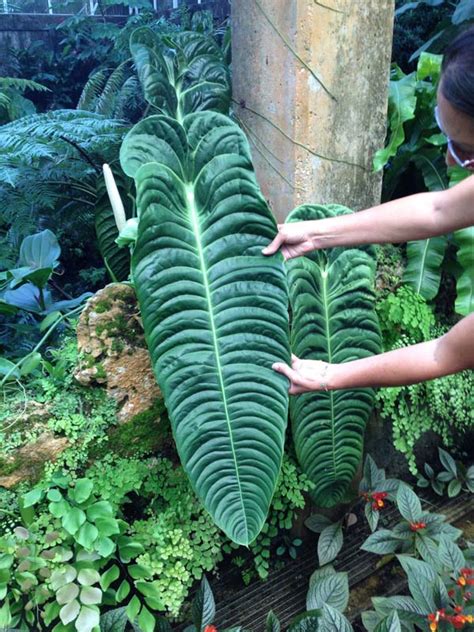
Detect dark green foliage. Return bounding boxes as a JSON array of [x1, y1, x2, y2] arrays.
[[286, 204, 382, 507], [392, 0, 454, 72]]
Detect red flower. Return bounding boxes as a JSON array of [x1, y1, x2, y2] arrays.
[[409, 521, 426, 531], [204, 626, 217, 632]]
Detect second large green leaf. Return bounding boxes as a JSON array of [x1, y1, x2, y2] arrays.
[[120, 112, 290, 545], [286, 205, 382, 507]]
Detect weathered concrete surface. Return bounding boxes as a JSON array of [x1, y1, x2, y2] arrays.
[[232, 0, 395, 221]]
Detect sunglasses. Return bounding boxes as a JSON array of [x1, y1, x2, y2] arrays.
[[434, 106, 474, 170]]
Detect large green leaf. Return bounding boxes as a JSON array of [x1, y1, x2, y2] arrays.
[[403, 235, 447, 300], [130, 28, 230, 123], [120, 112, 290, 545], [373, 73, 417, 172], [286, 204, 381, 507], [453, 227, 474, 315], [403, 149, 448, 301]]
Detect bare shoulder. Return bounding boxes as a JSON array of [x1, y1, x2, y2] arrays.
[[437, 174, 474, 231], [438, 314, 474, 371]]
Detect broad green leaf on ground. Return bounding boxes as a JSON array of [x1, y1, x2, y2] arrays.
[[307, 570, 349, 613], [397, 556, 437, 614], [319, 604, 353, 632], [373, 73, 417, 171], [317, 521, 344, 567], [372, 595, 425, 623], [288, 611, 322, 632], [100, 607, 127, 632], [286, 204, 381, 507], [438, 536, 465, 573], [374, 611, 402, 632], [120, 112, 290, 545], [361, 530, 403, 555]]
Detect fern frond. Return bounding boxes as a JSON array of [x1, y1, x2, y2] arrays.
[[113, 76, 143, 120], [96, 61, 131, 117], [77, 69, 108, 111], [0, 78, 50, 93]]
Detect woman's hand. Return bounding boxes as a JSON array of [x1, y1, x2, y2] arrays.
[[272, 354, 332, 394], [262, 221, 320, 260]]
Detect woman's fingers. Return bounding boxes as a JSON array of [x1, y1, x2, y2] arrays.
[[262, 231, 283, 255], [272, 360, 307, 394]]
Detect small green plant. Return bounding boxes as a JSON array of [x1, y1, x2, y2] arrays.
[[305, 455, 400, 565], [0, 229, 92, 381], [0, 472, 151, 631], [376, 285, 435, 349], [361, 483, 461, 560], [362, 541, 474, 631], [417, 447, 474, 497], [377, 342, 473, 474]]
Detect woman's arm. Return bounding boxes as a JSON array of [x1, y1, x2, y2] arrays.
[[263, 174, 474, 259], [272, 314, 474, 393]]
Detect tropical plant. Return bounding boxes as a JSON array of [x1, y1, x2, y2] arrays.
[[120, 109, 290, 546], [417, 447, 474, 497], [285, 204, 382, 507], [0, 77, 49, 124], [129, 27, 231, 123], [395, 0, 474, 63], [304, 455, 400, 566], [361, 483, 461, 560], [374, 51, 473, 315], [0, 230, 91, 379], [0, 108, 129, 283], [306, 565, 354, 631], [362, 544, 474, 631]]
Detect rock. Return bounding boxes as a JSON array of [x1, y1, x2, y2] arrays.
[[74, 283, 162, 424], [0, 432, 69, 489]]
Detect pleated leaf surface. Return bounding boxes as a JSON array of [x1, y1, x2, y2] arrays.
[[120, 111, 290, 545], [130, 28, 230, 121], [286, 204, 382, 507]]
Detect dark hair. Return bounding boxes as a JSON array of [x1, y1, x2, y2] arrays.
[[441, 26, 474, 118]]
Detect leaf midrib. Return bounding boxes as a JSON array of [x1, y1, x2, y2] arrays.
[[185, 182, 248, 541], [320, 266, 337, 481]]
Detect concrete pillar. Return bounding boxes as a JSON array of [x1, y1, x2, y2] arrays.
[[232, 0, 395, 221]]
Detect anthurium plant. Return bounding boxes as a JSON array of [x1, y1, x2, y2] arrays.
[[113, 28, 383, 545]]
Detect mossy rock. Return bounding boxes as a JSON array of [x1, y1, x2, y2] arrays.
[[74, 283, 163, 424], [90, 398, 173, 460]]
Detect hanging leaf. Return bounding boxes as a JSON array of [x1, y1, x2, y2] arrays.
[[286, 204, 381, 507], [453, 227, 474, 315], [373, 73, 417, 172], [403, 235, 447, 300], [120, 112, 290, 545]]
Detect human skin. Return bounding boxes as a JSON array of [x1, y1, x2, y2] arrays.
[[265, 85, 474, 392]]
